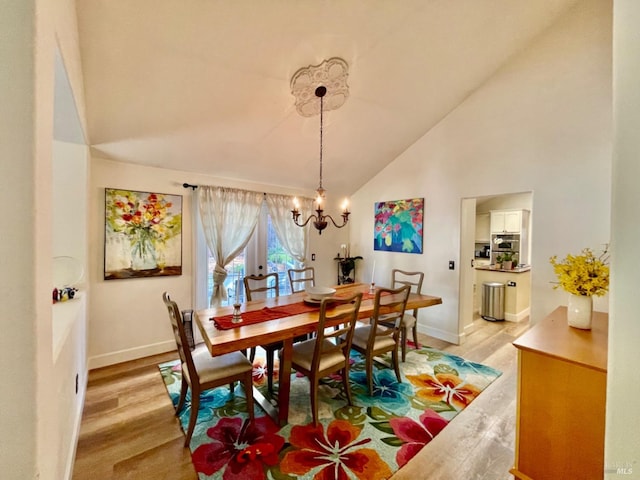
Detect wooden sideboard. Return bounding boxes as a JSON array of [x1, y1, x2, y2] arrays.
[[511, 306, 608, 480]]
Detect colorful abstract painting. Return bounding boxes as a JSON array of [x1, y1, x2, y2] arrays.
[[374, 198, 424, 253], [104, 188, 182, 279]]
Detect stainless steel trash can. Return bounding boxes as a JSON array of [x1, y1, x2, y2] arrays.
[[481, 282, 505, 321]]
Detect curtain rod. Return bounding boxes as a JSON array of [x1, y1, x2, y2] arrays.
[[182, 183, 271, 197]]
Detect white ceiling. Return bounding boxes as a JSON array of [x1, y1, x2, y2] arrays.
[[74, 0, 578, 198]]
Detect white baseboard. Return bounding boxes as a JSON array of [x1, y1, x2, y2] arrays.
[[417, 323, 462, 345], [505, 307, 530, 323], [88, 340, 176, 370]]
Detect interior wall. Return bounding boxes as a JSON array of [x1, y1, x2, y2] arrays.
[[349, 0, 612, 343], [475, 192, 533, 214], [606, 0, 640, 473], [52, 140, 89, 480], [1, 2, 41, 477], [88, 157, 347, 368]]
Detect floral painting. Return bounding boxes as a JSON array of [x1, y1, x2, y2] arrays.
[[104, 189, 182, 279], [374, 198, 423, 254]]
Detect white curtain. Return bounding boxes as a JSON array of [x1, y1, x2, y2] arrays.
[[198, 186, 263, 306], [265, 193, 314, 265]]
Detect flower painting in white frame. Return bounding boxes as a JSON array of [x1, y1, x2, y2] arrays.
[[104, 188, 182, 279]]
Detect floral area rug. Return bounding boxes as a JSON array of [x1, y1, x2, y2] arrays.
[[159, 345, 501, 480]]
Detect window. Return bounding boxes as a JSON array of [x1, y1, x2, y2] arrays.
[[205, 205, 300, 306]]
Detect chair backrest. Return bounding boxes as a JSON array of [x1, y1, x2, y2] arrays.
[[368, 285, 411, 348], [243, 272, 279, 301], [391, 269, 424, 316], [162, 292, 198, 383], [312, 292, 363, 372], [287, 266, 316, 293]]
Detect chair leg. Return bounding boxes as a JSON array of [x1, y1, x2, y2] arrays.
[[176, 376, 188, 414], [401, 327, 408, 362], [342, 366, 353, 406], [366, 355, 374, 396], [184, 389, 200, 447], [229, 382, 235, 394], [249, 347, 257, 362], [266, 350, 275, 393], [310, 376, 320, 426], [412, 323, 419, 349], [391, 348, 402, 384], [243, 373, 255, 423]]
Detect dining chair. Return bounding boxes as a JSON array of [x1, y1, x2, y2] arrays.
[[287, 266, 315, 293], [243, 272, 286, 393], [386, 269, 425, 361], [285, 292, 363, 425], [349, 285, 411, 396], [162, 292, 254, 446], [243, 272, 280, 301]]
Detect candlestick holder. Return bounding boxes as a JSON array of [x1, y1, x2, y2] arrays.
[[369, 282, 376, 294], [232, 303, 243, 323]]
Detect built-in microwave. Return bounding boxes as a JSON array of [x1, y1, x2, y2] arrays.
[[492, 234, 520, 251]]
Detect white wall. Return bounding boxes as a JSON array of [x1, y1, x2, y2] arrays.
[[88, 157, 348, 368], [606, 0, 640, 475], [1, 2, 42, 477], [349, 0, 612, 343], [52, 140, 89, 480]]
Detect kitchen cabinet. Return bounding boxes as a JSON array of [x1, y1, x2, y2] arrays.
[[490, 209, 529, 234], [475, 266, 530, 321], [475, 213, 490, 242], [511, 307, 607, 480]]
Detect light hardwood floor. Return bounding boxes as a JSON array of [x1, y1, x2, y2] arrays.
[[72, 317, 530, 479]]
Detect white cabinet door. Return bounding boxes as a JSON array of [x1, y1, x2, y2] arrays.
[[504, 210, 522, 233], [475, 213, 490, 241], [490, 211, 506, 233], [491, 210, 522, 233]]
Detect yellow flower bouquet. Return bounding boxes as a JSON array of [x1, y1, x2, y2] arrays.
[[549, 247, 609, 297]]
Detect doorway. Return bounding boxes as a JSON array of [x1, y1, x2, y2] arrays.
[[459, 192, 533, 341]]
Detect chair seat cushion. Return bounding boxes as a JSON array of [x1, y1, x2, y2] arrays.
[[184, 349, 252, 385], [291, 339, 346, 373], [401, 313, 417, 328], [351, 325, 397, 351]]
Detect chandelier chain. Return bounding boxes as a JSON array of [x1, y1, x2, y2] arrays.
[[318, 93, 323, 193]]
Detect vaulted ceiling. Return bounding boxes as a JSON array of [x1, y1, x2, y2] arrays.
[[75, 0, 578, 197]]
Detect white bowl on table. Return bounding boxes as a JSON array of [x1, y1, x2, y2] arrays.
[[305, 286, 336, 301]]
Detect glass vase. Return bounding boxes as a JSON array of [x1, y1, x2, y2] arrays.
[[131, 230, 157, 271], [567, 294, 593, 330]]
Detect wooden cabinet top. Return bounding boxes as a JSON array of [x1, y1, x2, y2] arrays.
[[513, 306, 608, 372]]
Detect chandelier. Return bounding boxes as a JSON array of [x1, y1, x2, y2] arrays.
[[291, 84, 351, 235]]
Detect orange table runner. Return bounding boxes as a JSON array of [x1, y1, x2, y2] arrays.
[[211, 291, 379, 330], [212, 302, 319, 330]]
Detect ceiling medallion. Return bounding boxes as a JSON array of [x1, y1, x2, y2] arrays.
[[290, 57, 349, 117]]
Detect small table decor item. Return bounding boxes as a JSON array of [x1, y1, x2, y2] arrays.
[[549, 246, 609, 329]]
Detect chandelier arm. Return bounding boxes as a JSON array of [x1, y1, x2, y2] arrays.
[[292, 213, 319, 228], [324, 214, 349, 229]]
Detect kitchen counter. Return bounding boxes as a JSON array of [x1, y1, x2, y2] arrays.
[[475, 265, 531, 273], [475, 267, 531, 321]]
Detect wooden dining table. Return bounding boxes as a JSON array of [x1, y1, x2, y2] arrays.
[[195, 282, 443, 426]]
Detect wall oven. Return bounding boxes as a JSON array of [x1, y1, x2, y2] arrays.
[[491, 234, 521, 263]]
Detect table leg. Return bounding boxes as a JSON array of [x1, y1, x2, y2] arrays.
[[278, 337, 293, 426]]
